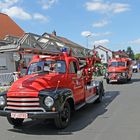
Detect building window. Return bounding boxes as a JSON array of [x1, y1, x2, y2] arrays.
[[0, 58, 7, 70], [101, 54, 104, 58]]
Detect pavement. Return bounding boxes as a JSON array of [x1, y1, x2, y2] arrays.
[[0, 73, 140, 140]]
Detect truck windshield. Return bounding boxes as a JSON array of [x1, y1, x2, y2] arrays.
[[111, 62, 125, 67], [27, 60, 66, 75]]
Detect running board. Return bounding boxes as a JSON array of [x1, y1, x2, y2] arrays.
[[86, 95, 99, 104], [75, 95, 99, 110], [75, 102, 86, 110]]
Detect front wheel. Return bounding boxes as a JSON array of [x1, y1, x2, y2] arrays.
[[127, 77, 131, 81], [54, 102, 71, 129], [7, 116, 23, 127], [106, 79, 109, 84]]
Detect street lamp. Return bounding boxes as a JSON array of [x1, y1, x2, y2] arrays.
[[86, 33, 92, 49], [81, 31, 92, 49], [86, 34, 90, 49]]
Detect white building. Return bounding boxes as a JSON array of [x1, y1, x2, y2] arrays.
[[94, 45, 112, 64]]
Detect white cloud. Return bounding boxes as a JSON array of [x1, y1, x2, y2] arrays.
[[94, 39, 110, 45], [81, 31, 93, 37], [39, 0, 58, 10], [93, 19, 109, 27], [93, 32, 112, 37], [129, 38, 140, 45], [0, 0, 32, 20], [3, 7, 48, 21], [2, 6, 32, 20], [86, 1, 109, 12], [0, 0, 19, 9], [112, 3, 130, 13], [33, 13, 48, 21], [85, 0, 130, 14], [0, 1, 48, 22], [81, 31, 112, 37]]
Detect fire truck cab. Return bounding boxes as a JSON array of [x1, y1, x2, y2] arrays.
[[106, 57, 132, 84]]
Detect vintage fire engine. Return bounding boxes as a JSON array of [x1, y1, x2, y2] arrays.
[[0, 33, 104, 129], [106, 56, 132, 84]]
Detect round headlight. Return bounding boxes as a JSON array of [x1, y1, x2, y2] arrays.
[[122, 72, 126, 76], [0, 96, 5, 106], [44, 96, 54, 107]]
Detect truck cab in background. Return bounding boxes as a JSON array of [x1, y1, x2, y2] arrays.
[[106, 57, 132, 84]]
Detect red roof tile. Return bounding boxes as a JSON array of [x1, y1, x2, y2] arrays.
[[0, 13, 24, 39]]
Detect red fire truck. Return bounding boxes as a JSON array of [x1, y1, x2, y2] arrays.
[[106, 57, 132, 84], [0, 33, 104, 129]]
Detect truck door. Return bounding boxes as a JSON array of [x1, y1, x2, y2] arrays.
[[68, 61, 85, 103]]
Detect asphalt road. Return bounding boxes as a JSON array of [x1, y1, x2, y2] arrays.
[[1, 73, 140, 140]]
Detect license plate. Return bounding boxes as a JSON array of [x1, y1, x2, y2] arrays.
[[11, 112, 28, 119], [110, 80, 117, 82]]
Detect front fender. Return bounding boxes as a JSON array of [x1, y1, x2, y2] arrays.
[[0, 91, 7, 96], [39, 88, 74, 112]]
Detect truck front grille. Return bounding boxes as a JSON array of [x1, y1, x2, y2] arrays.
[[5, 97, 45, 112]]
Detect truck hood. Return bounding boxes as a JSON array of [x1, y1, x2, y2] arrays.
[[108, 67, 128, 73], [8, 74, 66, 93]]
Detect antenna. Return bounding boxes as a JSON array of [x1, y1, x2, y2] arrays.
[[55, 80, 60, 93]]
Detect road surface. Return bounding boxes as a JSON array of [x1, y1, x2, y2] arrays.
[[0, 73, 140, 140]]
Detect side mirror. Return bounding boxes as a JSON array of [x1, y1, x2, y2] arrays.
[[77, 70, 82, 78], [108, 63, 111, 67], [20, 68, 27, 76]]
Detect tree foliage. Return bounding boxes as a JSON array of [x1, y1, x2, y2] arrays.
[[134, 53, 140, 60], [126, 46, 135, 59]]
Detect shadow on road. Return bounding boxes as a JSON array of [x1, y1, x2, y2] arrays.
[[8, 91, 119, 135], [128, 78, 140, 84], [106, 78, 140, 85]]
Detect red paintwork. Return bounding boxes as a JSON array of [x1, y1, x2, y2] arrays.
[[107, 57, 132, 82], [7, 52, 98, 105], [108, 67, 128, 73], [9, 74, 67, 92], [7, 92, 38, 97]]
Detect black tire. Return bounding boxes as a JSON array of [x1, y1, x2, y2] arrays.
[[7, 116, 23, 127], [96, 82, 104, 103], [54, 102, 71, 129], [127, 77, 131, 81], [106, 79, 109, 84]]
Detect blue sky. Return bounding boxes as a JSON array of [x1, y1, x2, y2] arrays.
[[0, 0, 140, 53]]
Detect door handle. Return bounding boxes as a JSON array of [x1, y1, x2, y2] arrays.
[[72, 77, 77, 80]]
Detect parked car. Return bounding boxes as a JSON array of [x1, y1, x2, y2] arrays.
[[132, 64, 138, 73]]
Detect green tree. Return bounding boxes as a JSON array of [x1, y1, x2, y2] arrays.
[[134, 53, 140, 60], [126, 46, 135, 59]]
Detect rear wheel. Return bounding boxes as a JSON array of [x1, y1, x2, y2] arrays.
[[127, 77, 131, 82], [7, 116, 23, 127], [96, 82, 104, 103], [54, 102, 71, 129]]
